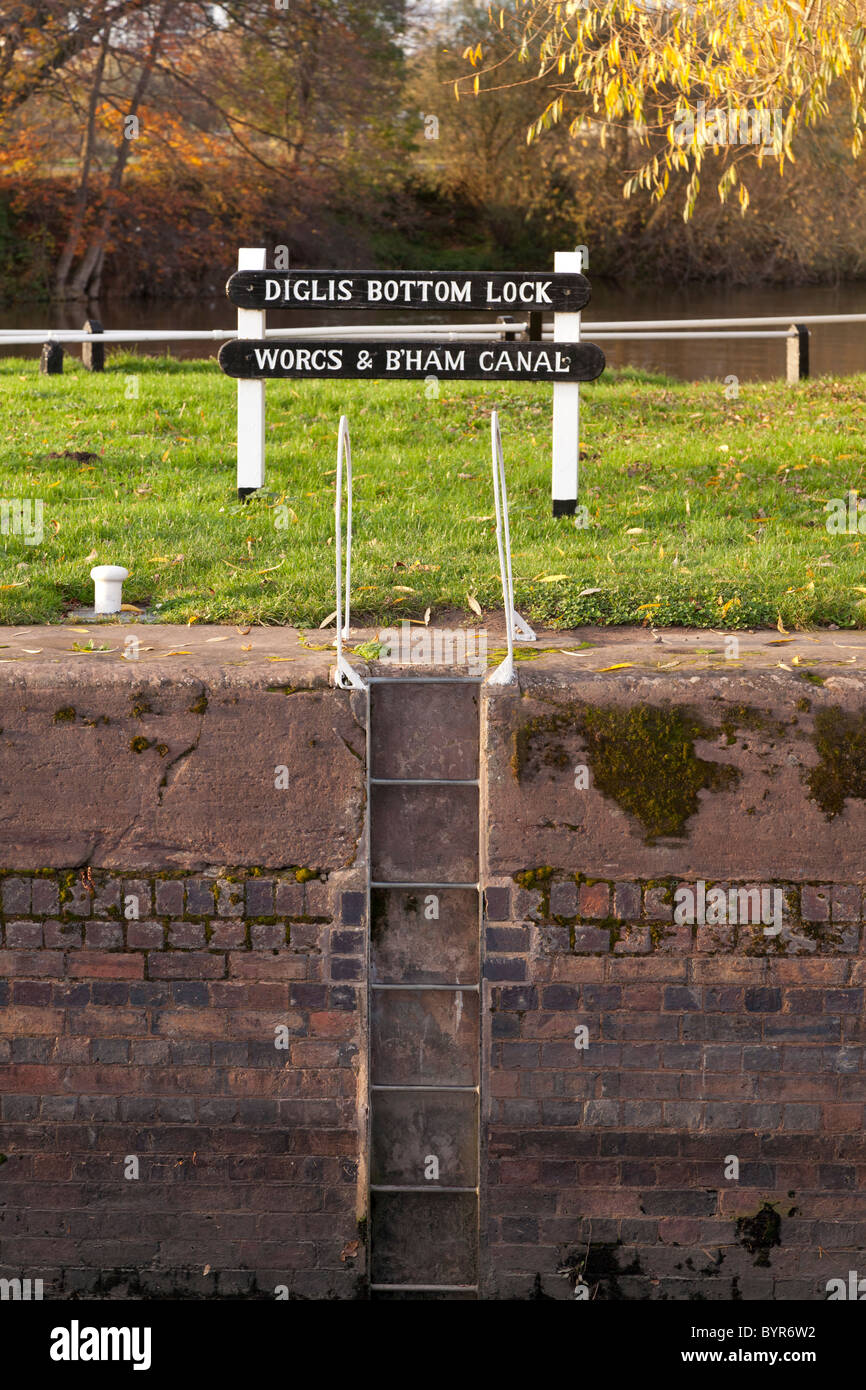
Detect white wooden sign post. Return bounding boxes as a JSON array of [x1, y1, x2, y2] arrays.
[[551, 248, 582, 516], [227, 249, 601, 509], [236, 247, 267, 497]]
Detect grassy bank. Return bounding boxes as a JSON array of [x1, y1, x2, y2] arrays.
[[0, 352, 864, 629]]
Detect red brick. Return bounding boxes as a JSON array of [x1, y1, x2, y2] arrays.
[[690, 958, 768, 983], [151, 1010, 228, 1038], [608, 958, 687, 982], [771, 960, 849, 984], [0, 1006, 65, 1035], [66, 1006, 148, 1036], [801, 886, 830, 922], [148, 953, 225, 979], [290, 1042, 345, 1067], [550, 957, 605, 982], [308, 1011, 357, 1039], [127, 922, 164, 949], [68, 953, 144, 979], [578, 882, 610, 919], [228, 953, 306, 980], [0, 950, 64, 977], [622, 985, 663, 1010]]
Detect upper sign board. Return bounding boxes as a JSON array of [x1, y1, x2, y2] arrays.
[[226, 270, 591, 314]]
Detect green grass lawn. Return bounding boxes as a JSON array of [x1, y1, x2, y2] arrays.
[[0, 351, 864, 629]]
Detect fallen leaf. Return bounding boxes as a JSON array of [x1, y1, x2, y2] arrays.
[[578, 587, 602, 597], [164, 650, 193, 656], [240, 644, 252, 651], [598, 662, 635, 671], [319, 610, 338, 628], [236, 626, 251, 636], [625, 527, 645, 535], [467, 595, 482, 616], [538, 574, 569, 583], [206, 636, 231, 643], [267, 656, 295, 662], [776, 614, 788, 634], [423, 607, 431, 626], [120, 603, 142, 614], [84, 549, 98, 563], [21, 648, 42, 653]]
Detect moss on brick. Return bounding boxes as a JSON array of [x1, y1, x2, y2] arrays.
[[807, 706, 866, 819], [735, 1202, 782, 1267], [512, 701, 739, 843]]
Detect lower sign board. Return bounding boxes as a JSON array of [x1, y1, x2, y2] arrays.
[[219, 339, 605, 382]]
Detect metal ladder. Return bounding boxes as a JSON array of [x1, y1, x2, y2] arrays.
[[328, 412, 535, 1296]]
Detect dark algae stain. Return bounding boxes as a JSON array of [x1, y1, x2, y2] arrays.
[[513, 701, 739, 843], [735, 1202, 781, 1267], [807, 706, 866, 818]]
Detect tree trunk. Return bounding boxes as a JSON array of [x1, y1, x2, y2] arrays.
[[54, 22, 112, 300], [69, 0, 175, 300]]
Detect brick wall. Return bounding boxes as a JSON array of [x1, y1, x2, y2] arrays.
[[482, 874, 866, 1300], [0, 868, 367, 1299]]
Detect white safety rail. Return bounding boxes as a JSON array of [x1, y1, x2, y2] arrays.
[[487, 410, 536, 687], [0, 323, 528, 345], [333, 415, 365, 691], [544, 314, 866, 331]]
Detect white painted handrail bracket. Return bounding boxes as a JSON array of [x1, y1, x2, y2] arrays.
[[334, 415, 365, 690], [488, 411, 536, 686]]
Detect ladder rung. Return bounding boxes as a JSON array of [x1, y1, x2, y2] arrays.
[[371, 1084, 479, 1092], [367, 677, 482, 684], [370, 1284, 479, 1293], [370, 881, 479, 889], [370, 1185, 478, 1194], [371, 982, 478, 992], [370, 777, 479, 786]]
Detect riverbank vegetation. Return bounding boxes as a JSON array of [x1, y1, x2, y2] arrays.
[[1, 1, 865, 303]]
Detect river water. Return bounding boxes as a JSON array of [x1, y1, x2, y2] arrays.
[[2, 278, 865, 382]]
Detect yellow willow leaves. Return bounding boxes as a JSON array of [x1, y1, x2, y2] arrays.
[[464, 0, 866, 219]]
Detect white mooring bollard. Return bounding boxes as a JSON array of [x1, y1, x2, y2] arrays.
[[90, 565, 129, 614]]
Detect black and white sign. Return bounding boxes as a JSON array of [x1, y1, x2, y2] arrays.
[[226, 270, 591, 313], [218, 338, 605, 382]]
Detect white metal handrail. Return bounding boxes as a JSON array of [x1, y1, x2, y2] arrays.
[[557, 313, 866, 330], [333, 415, 365, 691], [543, 329, 795, 341], [488, 410, 536, 687], [0, 323, 528, 346]]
